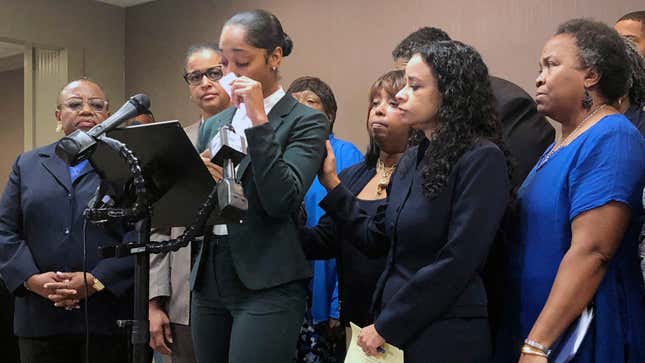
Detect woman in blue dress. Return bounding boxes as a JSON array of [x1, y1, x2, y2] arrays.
[[495, 19, 645, 363]]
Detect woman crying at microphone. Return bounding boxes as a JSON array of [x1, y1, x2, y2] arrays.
[[192, 9, 329, 363]]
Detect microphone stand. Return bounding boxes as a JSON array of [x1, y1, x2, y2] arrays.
[[82, 136, 151, 363], [86, 136, 226, 363]]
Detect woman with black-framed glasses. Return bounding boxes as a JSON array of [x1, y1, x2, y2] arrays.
[[147, 43, 232, 363], [181, 44, 232, 143]]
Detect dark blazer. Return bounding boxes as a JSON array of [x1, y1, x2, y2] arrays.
[[193, 94, 329, 290], [625, 103, 645, 137], [491, 76, 554, 185], [0, 143, 133, 337], [300, 161, 387, 327], [321, 138, 509, 358]]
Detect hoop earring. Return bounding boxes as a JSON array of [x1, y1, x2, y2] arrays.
[[582, 88, 593, 109]]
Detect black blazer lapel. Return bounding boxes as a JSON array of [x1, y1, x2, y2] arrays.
[[236, 94, 298, 181], [39, 144, 72, 192]]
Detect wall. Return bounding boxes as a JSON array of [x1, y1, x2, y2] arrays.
[[0, 69, 24, 192], [124, 0, 641, 148], [0, 0, 125, 148]]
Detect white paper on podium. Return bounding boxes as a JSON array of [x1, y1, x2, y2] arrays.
[[344, 323, 403, 363]]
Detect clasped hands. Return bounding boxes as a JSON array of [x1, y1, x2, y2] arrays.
[[25, 271, 100, 310]]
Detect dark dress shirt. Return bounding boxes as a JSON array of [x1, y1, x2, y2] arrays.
[[300, 161, 386, 327]]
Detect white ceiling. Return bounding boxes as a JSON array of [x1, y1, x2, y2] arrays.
[[95, 0, 156, 8]]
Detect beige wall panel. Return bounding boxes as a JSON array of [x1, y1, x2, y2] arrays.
[[0, 69, 24, 193], [0, 0, 125, 149], [126, 0, 641, 149]]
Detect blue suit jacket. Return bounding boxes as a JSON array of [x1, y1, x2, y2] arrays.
[[0, 143, 133, 337]]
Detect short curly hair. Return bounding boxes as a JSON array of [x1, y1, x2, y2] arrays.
[[556, 19, 630, 104], [287, 76, 337, 130], [413, 41, 510, 198], [391, 27, 451, 61]]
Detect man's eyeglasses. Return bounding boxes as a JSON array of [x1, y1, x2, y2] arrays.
[[58, 98, 109, 113], [183, 66, 224, 86]]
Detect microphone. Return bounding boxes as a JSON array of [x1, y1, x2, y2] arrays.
[[55, 94, 150, 165], [209, 125, 248, 221]]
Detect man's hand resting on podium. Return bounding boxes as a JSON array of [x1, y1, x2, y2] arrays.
[[200, 149, 223, 181]]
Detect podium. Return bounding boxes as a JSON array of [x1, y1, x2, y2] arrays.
[[90, 120, 223, 227]]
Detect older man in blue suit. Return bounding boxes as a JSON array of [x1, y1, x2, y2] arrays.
[[0, 79, 133, 363]]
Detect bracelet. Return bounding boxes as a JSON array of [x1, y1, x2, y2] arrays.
[[23, 281, 31, 291], [524, 338, 552, 357], [521, 345, 548, 358]]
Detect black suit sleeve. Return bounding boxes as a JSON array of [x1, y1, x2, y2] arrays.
[[0, 156, 39, 295], [373, 146, 509, 347], [299, 213, 339, 260], [491, 76, 554, 184], [299, 168, 361, 260], [244, 111, 329, 218], [319, 184, 390, 258]]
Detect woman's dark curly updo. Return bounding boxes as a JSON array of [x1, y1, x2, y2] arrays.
[[414, 40, 511, 199]]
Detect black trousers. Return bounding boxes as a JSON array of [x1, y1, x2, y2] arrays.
[[18, 334, 129, 363], [191, 236, 306, 363], [403, 317, 491, 363], [0, 278, 19, 363], [161, 323, 196, 363]]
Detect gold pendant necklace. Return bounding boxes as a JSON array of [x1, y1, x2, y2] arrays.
[[376, 158, 396, 196]]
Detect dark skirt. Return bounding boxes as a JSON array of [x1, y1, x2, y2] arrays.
[[404, 318, 491, 363]]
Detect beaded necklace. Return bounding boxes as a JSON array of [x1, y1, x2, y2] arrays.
[[537, 104, 606, 169]]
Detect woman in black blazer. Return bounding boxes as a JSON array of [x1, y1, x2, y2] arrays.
[[318, 41, 511, 362], [300, 70, 419, 328]]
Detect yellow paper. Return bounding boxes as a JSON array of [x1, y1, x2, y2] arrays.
[[344, 322, 404, 363]]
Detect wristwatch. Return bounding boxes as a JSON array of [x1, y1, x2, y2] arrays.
[[92, 277, 105, 292]]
